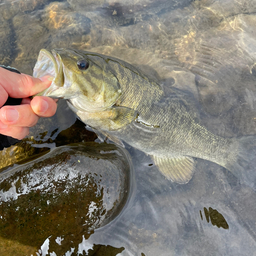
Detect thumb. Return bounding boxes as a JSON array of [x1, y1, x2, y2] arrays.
[[0, 67, 53, 98]]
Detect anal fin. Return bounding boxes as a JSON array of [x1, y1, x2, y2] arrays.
[[151, 155, 195, 184]]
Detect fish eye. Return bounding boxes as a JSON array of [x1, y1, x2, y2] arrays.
[[77, 59, 89, 70]]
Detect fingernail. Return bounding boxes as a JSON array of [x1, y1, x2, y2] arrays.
[[3, 108, 19, 122], [39, 99, 49, 113], [39, 75, 54, 83]]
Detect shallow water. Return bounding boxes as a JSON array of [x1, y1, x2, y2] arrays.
[[1, 0, 256, 255]]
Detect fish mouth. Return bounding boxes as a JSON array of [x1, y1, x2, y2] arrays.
[[33, 49, 67, 98]]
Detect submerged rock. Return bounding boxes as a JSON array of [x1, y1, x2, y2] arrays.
[[0, 142, 133, 254]]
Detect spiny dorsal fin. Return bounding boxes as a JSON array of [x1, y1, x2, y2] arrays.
[[151, 155, 195, 184]]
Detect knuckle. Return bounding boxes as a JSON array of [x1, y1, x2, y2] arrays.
[[18, 74, 34, 96]]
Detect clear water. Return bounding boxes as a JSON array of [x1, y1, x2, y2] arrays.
[[1, 0, 256, 255]]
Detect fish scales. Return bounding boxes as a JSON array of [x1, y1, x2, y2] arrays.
[[33, 49, 256, 187]]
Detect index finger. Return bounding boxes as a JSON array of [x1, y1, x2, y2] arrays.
[[0, 67, 53, 100]]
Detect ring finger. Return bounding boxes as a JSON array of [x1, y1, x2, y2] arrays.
[[0, 104, 39, 127], [0, 125, 29, 140]]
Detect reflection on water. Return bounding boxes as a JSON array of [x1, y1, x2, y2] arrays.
[[1, 0, 256, 255]]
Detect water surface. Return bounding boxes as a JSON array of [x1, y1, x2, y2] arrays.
[[1, 0, 256, 255]]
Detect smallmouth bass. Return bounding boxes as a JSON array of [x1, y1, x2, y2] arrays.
[[33, 49, 256, 187]]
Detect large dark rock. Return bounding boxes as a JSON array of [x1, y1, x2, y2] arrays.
[[0, 142, 133, 255]]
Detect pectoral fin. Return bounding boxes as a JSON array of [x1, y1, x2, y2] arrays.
[[151, 155, 195, 184], [74, 105, 138, 131]]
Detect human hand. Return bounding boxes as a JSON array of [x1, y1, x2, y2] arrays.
[[0, 67, 57, 139]]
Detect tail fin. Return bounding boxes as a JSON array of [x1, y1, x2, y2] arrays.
[[225, 136, 256, 190]]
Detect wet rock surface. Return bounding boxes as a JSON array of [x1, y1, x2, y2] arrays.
[[0, 142, 132, 255]]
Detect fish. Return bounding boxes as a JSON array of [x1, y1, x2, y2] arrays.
[[33, 48, 256, 187]]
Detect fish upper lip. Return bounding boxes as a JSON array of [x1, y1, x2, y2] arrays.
[[52, 50, 61, 75], [50, 49, 79, 100], [51, 50, 65, 88]]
